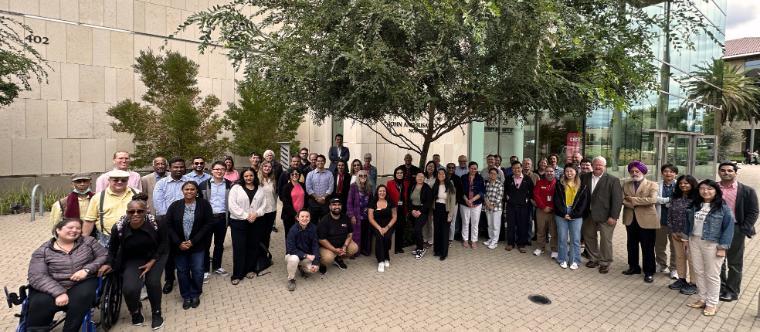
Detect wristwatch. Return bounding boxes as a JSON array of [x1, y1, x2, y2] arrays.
[[83, 268, 91, 274]]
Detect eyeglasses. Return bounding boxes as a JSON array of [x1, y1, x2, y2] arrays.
[[194, 162, 205, 165], [110, 178, 128, 183], [447, 166, 455, 169], [126, 209, 145, 215]]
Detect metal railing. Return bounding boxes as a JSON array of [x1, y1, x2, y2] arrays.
[[30, 184, 44, 222]]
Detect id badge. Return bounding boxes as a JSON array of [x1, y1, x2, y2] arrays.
[[398, 200, 403, 206], [547, 196, 552, 202]]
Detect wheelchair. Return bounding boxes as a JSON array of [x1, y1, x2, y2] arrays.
[[5, 274, 122, 332]]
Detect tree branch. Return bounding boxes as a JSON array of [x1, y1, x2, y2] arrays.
[[349, 117, 422, 154]]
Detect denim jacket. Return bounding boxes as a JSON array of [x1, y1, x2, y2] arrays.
[[684, 202, 735, 249]]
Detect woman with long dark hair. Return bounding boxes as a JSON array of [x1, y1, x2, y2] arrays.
[[223, 156, 239, 183], [165, 181, 213, 309], [227, 168, 265, 285], [279, 168, 307, 240], [387, 166, 410, 254], [552, 164, 590, 270], [408, 172, 432, 259], [667, 175, 699, 295], [368, 185, 397, 272], [431, 169, 457, 260], [685, 179, 735, 316]]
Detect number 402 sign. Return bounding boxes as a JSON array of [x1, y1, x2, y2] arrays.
[[25, 34, 50, 45]]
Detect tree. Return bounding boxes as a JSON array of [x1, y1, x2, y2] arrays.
[[227, 77, 303, 157], [0, 15, 48, 106], [681, 59, 760, 155], [179, 0, 716, 166], [107, 50, 229, 167]]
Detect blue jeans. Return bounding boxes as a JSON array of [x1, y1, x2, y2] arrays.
[[175, 250, 204, 300], [555, 216, 582, 264]]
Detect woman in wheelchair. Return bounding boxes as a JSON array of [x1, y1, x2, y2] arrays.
[[26, 218, 107, 332], [98, 196, 168, 329]]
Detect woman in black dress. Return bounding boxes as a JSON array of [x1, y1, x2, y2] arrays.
[[368, 184, 397, 272]]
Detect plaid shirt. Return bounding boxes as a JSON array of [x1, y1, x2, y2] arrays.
[[484, 180, 504, 212]]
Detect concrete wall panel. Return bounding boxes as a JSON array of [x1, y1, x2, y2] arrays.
[[10, 0, 38, 15], [25, 99, 48, 138], [0, 139, 11, 176], [60, 63, 79, 102], [47, 101, 68, 139], [92, 29, 111, 67], [79, 65, 105, 103], [66, 25, 92, 65], [60, 0, 79, 22], [116, 0, 133, 30], [61, 139, 81, 173], [45, 21, 67, 63], [67, 101, 93, 138], [41, 62, 62, 101], [80, 139, 106, 172], [12, 138, 42, 175], [42, 139, 63, 174], [79, 0, 104, 26]]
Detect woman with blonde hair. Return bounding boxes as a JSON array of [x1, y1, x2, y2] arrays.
[[347, 170, 374, 256]]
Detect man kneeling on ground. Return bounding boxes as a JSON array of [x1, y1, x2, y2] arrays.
[[318, 198, 358, 274], [285, 210, 320, 291]]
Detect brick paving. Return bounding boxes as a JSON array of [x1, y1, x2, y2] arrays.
[[2, 166, 760, 331]]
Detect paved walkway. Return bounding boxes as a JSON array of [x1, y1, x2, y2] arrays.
[[2, 166, 760, 331]]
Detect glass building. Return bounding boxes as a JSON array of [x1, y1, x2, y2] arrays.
[[471, 0, 726, 181]]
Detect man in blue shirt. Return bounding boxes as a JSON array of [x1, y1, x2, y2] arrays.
[[306, 155, 334, 224], [152, 157, 187, 294], [186, 156, 211, 184], [199, 161, 232, 281]]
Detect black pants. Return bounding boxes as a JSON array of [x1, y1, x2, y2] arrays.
[[205, 214, 228, 272], [27, 277, 98, 332], [373, 226, 393, 263], [625, 218, 656, 275], [157, 216, 176, 283], [308, 201, 328, 224], [360, 219, 373, 256], [433, 203, 450, 258], [261, 212, 276, 250], [506, 205, 531, 247], [283, 216, 296, 243], [123, 256, 166, 314], [229, 218, 257, 280], [410, 207, 427, 251], [394, 213, 407, 252], [721, 226, 746, 295]]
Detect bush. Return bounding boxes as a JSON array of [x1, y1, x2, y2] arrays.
[[0, 185, 67, 215]]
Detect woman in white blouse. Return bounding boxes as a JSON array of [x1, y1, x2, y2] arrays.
[[227, 168, 265, 285]]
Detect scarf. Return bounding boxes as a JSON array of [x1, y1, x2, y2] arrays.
[[64, 190, 94, 219]]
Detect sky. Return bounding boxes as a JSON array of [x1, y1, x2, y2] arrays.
[[726, 0, 760, 40]]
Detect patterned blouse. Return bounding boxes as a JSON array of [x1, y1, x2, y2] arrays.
[[484, 180, 504, 212], [667, 196, 690, 234]]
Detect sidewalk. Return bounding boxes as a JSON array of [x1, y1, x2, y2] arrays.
[[2, 166, 760, 331]]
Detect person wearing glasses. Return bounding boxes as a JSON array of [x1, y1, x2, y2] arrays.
[[186, 156, 211, 184], [82, 170, 139, 242], [49, 173, 94, 227], [98, 194, 168, 329], [298, 147, 311, 172], [198, 161, 234, 280]]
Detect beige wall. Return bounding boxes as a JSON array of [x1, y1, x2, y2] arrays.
[[0, 0, 239, 176]]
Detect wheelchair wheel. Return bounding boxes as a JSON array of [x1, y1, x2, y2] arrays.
[[97, 274, 122, 331]]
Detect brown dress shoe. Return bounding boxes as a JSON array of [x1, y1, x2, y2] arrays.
[[586, 261, 599, 268], [598, 265, 609, 274], [505, 245, 514, 251]]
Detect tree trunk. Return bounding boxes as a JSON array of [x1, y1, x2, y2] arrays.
[[750, 117, 757, 157], [418, 138, 431, 170]]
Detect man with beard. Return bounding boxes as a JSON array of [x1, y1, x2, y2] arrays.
[[317, 198, 358, 274], [621, 160, 659, 283]]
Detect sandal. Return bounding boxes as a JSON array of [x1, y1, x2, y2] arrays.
[[231, 279, 241, 285], [686, 300, 706, 309], [246, 272, 256, 279], [703, 306, 717, 316]]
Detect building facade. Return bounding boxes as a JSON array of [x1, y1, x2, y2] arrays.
[[723, 37, 760, 157]]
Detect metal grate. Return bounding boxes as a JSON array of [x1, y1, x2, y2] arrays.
[[528, 294, 551, 305]]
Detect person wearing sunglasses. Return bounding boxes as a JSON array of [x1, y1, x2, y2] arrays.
[[186, 156, 211, 184], [49, 173, 94, 227], [82, 170, 139, 241], [99, 194, 168, 329]]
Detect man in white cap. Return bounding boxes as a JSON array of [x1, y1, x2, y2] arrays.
[[49, 173, 94, 226], [95, 151, 142, 192], [82, 169, 138, 245]]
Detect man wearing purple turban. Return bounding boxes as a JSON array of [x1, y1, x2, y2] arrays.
[[621, 160, 660, 283]]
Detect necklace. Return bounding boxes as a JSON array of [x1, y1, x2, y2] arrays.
[[54, 240, 72, 254]]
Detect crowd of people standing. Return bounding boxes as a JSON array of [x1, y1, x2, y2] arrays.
[[25, 134, 759, 330]]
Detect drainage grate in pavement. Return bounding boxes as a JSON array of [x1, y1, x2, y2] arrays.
[[528, 294, 551, 305]]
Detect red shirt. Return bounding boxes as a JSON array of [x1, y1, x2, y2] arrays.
[[533, 178, 556, 210]]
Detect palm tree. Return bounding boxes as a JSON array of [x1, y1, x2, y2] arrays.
[[681, 58, 760, 156]]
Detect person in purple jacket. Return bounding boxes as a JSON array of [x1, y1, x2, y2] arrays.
[[347, 170, 374, 256]]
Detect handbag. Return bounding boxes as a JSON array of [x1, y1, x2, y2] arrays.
[[253, 242, 273, 275]]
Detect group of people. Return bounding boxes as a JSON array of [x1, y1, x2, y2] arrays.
[[26, 134, 758, 331]]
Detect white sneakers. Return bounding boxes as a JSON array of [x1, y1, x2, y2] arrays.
[[203, 272, 210, 284], [550, 252, 558, 260], [559, 261, 568, 269], [670, 270, 679, 280], [570, 262, 579, 270], [533, 249, 543, 256], [384, 260, 390, 268], [377, 262, 385, 273]]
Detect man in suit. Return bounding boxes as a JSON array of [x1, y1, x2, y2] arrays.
[[718, 162, 759, 302], [581, 156, 623, 274], [141, 156, 167, 215], [621, 160, 659, 283], [328, 134, 350, 172]]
